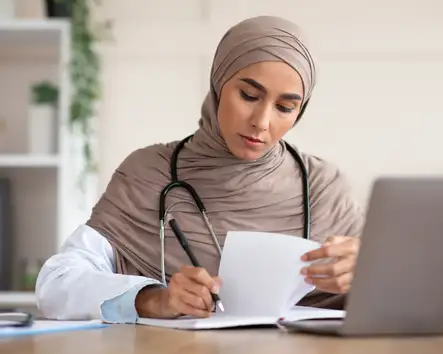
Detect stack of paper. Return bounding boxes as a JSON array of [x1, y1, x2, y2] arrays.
[[137, 231, 345, 330]]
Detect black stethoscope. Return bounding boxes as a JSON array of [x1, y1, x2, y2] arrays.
[[158, 134, 311, 284], [158, 99, 311, 284]]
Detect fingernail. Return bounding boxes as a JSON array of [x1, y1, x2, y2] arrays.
[[305, 277, 313, 284], [300, 267, 307, 275], [211, 284, 219, 294], [301, 254, 307, 261]]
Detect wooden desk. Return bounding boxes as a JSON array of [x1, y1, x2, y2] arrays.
[[1, 325, 443, 354]]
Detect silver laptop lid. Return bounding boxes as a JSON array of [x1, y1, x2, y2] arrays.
[[342, 177, 443, 335]]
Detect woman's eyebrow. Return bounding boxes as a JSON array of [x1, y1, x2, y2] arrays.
[[239, 78, 302, 101]]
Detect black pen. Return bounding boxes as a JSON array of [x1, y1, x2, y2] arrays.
[[168, 217, 225, 313]]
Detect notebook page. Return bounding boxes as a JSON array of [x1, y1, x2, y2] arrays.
[[218, 231, 321, 317], [137, 312, 277, 330], [282, 305, 345, 322], [283, 277, 318, 312], [136, 306, 345, 330]]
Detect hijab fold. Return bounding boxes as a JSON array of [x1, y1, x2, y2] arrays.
[[86, 16, 363, 309]]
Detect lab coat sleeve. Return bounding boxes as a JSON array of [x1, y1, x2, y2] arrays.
[[35, 224, 164, 323]]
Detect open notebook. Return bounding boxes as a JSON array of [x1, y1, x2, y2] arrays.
[[138, 231, 345, 330]]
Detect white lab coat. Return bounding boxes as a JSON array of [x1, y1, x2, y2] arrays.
[[35, 225, 162, 322]]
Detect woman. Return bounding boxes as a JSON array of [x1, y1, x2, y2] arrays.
[[36, 15, 363, 322]]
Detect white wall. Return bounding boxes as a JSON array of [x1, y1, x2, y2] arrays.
[[94, 0, 443, 206]]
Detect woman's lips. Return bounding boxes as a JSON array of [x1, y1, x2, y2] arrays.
[[240, 134, 264, 146]]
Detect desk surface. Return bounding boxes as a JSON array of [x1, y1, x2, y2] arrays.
[[1, 325, 443, 354]]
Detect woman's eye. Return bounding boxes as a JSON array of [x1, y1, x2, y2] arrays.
[[277, 104, 294, 114], [240, 90, 258, 101]]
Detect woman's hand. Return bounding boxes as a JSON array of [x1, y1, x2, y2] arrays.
[[135, 266, 221, 319], [300, 236, 360, 294]]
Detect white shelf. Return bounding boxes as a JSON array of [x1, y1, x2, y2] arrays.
[[0, 154, 59, 167], [0, 291, 36, 307], [0, 18, 94, 292], [0, 19, 68, 30], [0, 19, 69, 59]]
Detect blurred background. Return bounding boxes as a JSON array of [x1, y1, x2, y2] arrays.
[[0, 0, 442, 314]]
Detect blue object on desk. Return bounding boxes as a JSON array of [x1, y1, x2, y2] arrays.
[[0, 320, 108, 339]]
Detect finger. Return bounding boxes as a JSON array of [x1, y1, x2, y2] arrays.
[[301, 239, 358, 261], [324, 235, 351, 245], [175, 274, 213, 311], [180, 266, 219, 293], [213, 276, 222, 290], [301, 257, 354, 278], [305, 272, 353, 294], [210, 276, 223, 312], [169, 294, 211, 318], [178, 288, 211, 313]]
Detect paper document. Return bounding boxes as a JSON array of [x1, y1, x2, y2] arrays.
[[0, 320, 107, 338], [138, 231, 345, 330], [217, 231, 319, 316]]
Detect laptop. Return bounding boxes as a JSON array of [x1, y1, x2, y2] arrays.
[[279, 177, 443, 336]]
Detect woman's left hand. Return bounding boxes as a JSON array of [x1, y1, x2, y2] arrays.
[[300, 236, 360, 294]]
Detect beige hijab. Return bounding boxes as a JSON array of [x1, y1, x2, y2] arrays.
[[87, 16, 363, 308]]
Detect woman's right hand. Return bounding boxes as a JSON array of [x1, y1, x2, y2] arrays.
[[135, 265, 222, 319]]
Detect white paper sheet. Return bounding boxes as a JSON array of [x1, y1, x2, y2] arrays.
[[217, 231, 321, 317]]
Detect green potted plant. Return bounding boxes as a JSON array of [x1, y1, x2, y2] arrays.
[[46, 0, 112, 183], [28, 81, 59, 155]]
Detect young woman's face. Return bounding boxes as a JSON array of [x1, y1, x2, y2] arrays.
[[217, 61, 305, 161]]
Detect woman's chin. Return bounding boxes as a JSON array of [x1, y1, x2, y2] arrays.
[[229, 146, 266, 161]]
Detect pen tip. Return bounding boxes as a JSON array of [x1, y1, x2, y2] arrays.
[[217, 302, 225, 312]]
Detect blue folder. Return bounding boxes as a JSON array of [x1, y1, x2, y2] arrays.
[[0, 320, 108, 339]]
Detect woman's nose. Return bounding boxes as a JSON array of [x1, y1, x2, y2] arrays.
[[249, 104, 272, 131]]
